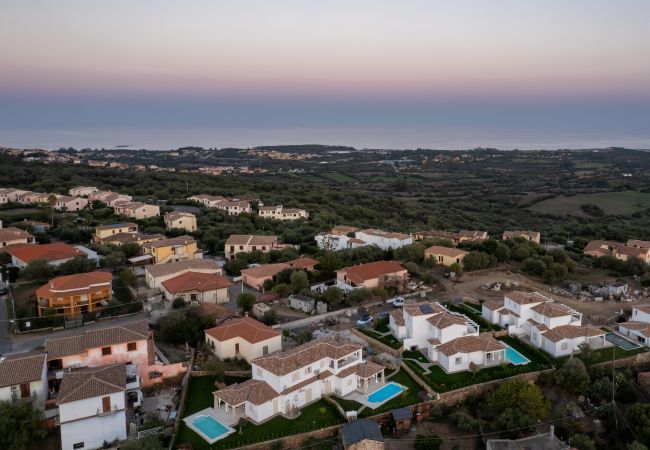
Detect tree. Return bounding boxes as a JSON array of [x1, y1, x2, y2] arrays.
[[296, 329, 313, 344], [626, 404, 650, 446], [323, 286, 343, 305], [290, 270, 309, 293], [236, 293, 256, 312], [121, 437, 166, 450], [104, 251, 126, 271], [570, 433, 596, 450], [172, 297, 186, 309], [271, 283, 290, 298], [118, 268, 136, 287], [0, 400, 46, 450], [347, 288, 372, 304], [58, 256, 95, 275], [20, 259, 55, 282], [159, 308, 215, 346], [262, 309, 278, 325], [484, 379, 550, 431], [628, 442, 649, 450], [555, 358, 590, 394]]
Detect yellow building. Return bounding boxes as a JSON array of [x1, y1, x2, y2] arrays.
[[93, 223, 138, 243], [36, 272, 113, 317], [142, 235, 201, 264], [425, 245, 469, 267], [164, 211, 197, 232]]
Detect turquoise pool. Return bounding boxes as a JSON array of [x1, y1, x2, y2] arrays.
[[192, 415, 230, 440], [505, 344, 530, 365], [368, 382, 404, 404], [606, 332, 642, 350]]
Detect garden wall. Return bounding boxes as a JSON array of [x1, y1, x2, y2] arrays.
[[350, 328, 402, 357], [235, 424, 341, 450], [592, 351, 650, 370]]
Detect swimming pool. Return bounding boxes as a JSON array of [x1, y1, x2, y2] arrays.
[[192, 415, 230, 440], [367, 382, 404, 404], [606, 332, 642, 350], [504, 344, 530, 365]]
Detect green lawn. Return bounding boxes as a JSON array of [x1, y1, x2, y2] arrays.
[[403, 350, 429, 364], [333, 396, 364, 413], [359, 328, 402, 349], [175, 376, 343, 450], [359, 369, 422, 417], [574, 162, 613, 169]]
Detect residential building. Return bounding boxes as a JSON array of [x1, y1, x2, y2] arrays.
[[0, 352, 48, 409], [6, 242, 98, 268], [628, 240, 650, 249], [0, 226, 35, 248], [142, 235, 200, 264], [102, 232, 165, 247], [336, 260, 408, 291], [340, 418, 384, 450], [57, 364, 132, 450], [258, 205, 309, 221], [224, 234, 283, 260], [164, 211, 197, 232], [54, 195, 89, 211], [113, 202, 160, 219], [631, 305, 650, 323], [161, 271, 231, 304], [0, 188, 29, 203], [502, 230, 541, 244], [315, 232, 368, 251], [89, 190, 133, 207], [482, 291, 606, 357], [618, 322, 650, 347], [287, 256, 319, 271], [331, 225, 359, 236], [213, 338, 386, 424], [187, 194, 251, 215], [94, 223, 138, 242], [17, 191, 52, 205], [204, 317, 282, 362], [424, 245, 469, 267], [68, 186, 98, 197], [355, 229, 412, 250], [413, 229, 488, 245], [584, 240, 650, 263], [35, 271, 113, 317], [241, 263, 291, 291], [144, 259, 222, 289]]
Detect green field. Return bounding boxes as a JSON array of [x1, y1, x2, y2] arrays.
[[320, 172, 357, 183], [574, 162, 613, 169], [528, 191, 650, 217]]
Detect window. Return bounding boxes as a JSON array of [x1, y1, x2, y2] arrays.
[[560, 342, 568, 350], [20, 383, 30, 398], [486, 352, 492, 360], [127, 342, 137, 352], [102, 396, 111, 413], [101, 347, 112, 356], [454, 357, 462, 365], [305, 366, 312, 374], [292, 371, 300, 382], [73, 443, 85, 449], [262, 345, 269, 356], [235, 343, 240, 354]]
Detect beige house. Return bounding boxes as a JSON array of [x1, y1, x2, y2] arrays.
[[336, 260, 409, 289], [113, 202, 160, 220], [144, 259, 222, 288], [241, 263, 292, 291], [68, 186, 98, 197], [502, 230, 541, 244], [0, 188, 30, 203], [258, 205, 309, 221], [88, 190, 133, 206], [94, 223, 139, 243], [204, 317, 282, 362], [164, 211, 197, 232], [161, 271, 231, 304], [584, 240, 650, 264], [54, 195, 89, 211], [425, 245, 469, 267], [142, 235, 200, 264], [0, 226, 35, 248], [224, 234, 283, 260]]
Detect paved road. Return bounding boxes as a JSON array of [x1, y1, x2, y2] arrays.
[[7, 310, 149, 356], [0, 295, 12, 355]]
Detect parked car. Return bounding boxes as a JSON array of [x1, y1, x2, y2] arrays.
[[390, 296, 405, 308], [0, 286, 9, 296], [356, 314, 373, 327]]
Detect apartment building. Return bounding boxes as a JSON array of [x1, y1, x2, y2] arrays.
[[224, 234, 283, 260], [258, 205, 309, 221], [89, 190, 133, 207], [336, 260, 408, 290], [113, 202, 160, 220], [144, 259, 222, 289], [54, 195, 89, 211], [424, 245, 469, 267], [68, 186, 98, 197], [35, 271, 112, 317], [584, 240, 650, 264], [142, 235, 200, 264]]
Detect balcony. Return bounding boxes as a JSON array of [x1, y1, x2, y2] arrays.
[[336, 354, 361, 370]]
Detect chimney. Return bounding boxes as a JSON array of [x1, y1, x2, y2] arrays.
[[244, 311, 248, 317], [549, 425, 554, 438]]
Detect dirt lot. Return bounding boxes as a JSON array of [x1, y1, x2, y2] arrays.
[[437, 268, 650, 324], [385, 419, 479, 450]]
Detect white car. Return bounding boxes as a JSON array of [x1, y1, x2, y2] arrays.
[[356, 314, 373, 327], [390, 297, 405, 308]]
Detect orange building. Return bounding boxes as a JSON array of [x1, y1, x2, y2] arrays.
[[36, 272, 113, 317]]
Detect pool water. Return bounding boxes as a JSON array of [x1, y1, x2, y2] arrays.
[[368, 382, 404, 403], [192, 415, 230, 439], [505, 345, 530, 365], [606, 332, 642, 350]]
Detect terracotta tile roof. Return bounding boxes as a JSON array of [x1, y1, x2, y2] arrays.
[[225, 234, 278, 246], [336, 361, 384, 379], [543, 325, 605, 343], [0, 352, 46, 388], [428, 338, 441, 346], [282, 370, 334, 395], [46, 320, 149, 359], [415, 230, 460, 241], [36, 271, 112, 298], [205, 317, 280, 344], [403, 302, 447, 317], [162, 271, 231, 294], [240, 263, 291, 279], [0, 226, 34, 243], [332, 225, 358, 235], [214, 379, 279, 406], [427, 313, 470, 329], [287, 257, 319, 269], [528, 319, 549, 332], [338, 260, 407, 284], [145, 259, 221, 278], [57, 364, 126, 404], [425, 245, 469, 259], [482, 300, 505, 312], [530, 302, 576, 318], [165, 211, 195, 221], [506, 291, 551, 305], [94, 223, 138, 232], [618, 322, 650, 337], [253, 338, 362, 376], [142, 235, 195, 249], [436, 335, 506, 357], [502, 230, 540, 240], [348, 238, 366, 244], [103, 232, 164, 244], [628, 240, 650, 249], [635, 305, 650, 314], [6, 242, 83, 263], [458, 230, 488, 240], [390, 310, 405, 326]]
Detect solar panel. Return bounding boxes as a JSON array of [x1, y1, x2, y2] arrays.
[[420, 304, 433, 314]]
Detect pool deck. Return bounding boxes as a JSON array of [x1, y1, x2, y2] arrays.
[[342, 381, 407, 409], [183, 408, 237, 444]]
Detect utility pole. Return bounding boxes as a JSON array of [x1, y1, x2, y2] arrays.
[[612, 344, 618, 436]]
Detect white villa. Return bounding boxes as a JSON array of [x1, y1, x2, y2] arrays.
[[315, 227, 411, 252], [482, 291, 607, 357], [212, 338, 386, 424], [355, 229, 412, 250], [617, 305, 650, 347], [315, 233, 368, 251], [389, 302, 506, 373]]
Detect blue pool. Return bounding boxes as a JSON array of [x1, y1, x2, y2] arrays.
[[606, 332, 642, 350], [368, 382, 404, 404], [192, 415, 230, 440], [505, 345, 530, 365]]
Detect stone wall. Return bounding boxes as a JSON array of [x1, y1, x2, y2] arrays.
[[235, 424, 340, 450], [350, 328, 402, 357], [399, 362, 438, 398]]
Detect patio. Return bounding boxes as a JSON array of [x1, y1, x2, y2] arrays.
[[341, 378, 407, 409]]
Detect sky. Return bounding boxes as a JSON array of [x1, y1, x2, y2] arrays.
[[1, 0, 650, 149]]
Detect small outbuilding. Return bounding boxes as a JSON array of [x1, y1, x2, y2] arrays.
[[391, 407, 413, 433], [340, 418, 384, 450]]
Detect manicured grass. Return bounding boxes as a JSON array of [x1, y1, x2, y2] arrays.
[[359, 369, 422, 417], [359, 328, 402, 350], [463, 302, 482, 313], [403, 350, 429, 364], [175, 376, 218, 448], [497, 336, 555, 366], [333, 396, 364, 413]]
